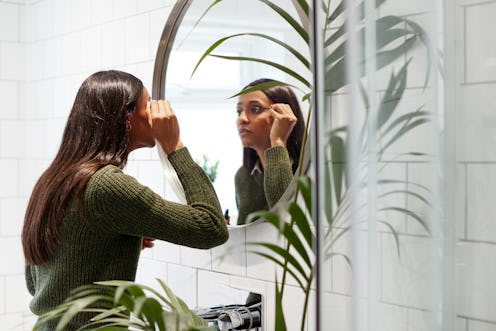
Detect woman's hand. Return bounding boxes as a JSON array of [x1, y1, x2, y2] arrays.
[[268, 103, 297, 148], [147, 99, 184, 154], [142, 237, 155, 250]]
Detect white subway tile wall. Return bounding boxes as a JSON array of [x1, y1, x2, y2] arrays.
[[1, 120, 25, 159], [467, 164, 496, 241], [456, 242, 496, 321], [246, 221, 284, 281], [166, 263, 197, 308], [0, 81, 18, 120], [0, 0, 495, 330], [459, 84, 496, 161], [0, 3, 19, 42], [211, 226, 247, 276], [5, 275, 31, 313], [378, 303, 408, 331], [0, 160, 19, 197], [152, 239, 181, 264], [180, 245, 213, 270], [0, 278, 4, 315], [135, 257, 168, 294], [382, 233, 436, 309], [0, 237, 24, 275], [0, 42, 25, 80], [467, 320, 496, 331], [0, 198, 27, 236], [465, 2, 496, 83]]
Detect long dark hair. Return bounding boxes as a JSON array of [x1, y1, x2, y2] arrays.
[[22, 70, 144, 265], [242, 78, 305, 171]]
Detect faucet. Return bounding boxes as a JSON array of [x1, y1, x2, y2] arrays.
[[217, 302, 262, 330], [196, 302, 262, 330]]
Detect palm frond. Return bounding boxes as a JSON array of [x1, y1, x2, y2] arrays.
[[258, 0, 309, 43]]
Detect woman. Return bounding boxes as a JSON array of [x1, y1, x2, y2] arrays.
[[22, 70, 229, 330], [235, 78, 305, 225]]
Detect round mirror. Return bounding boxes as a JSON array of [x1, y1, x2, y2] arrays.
[[152, 0, 311, 227]]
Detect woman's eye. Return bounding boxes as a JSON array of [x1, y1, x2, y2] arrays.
[[249, 106, 263, 114]]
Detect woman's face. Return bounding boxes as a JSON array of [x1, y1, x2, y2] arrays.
[[128, 87, 154, 151], [236, 90, 274, 152]]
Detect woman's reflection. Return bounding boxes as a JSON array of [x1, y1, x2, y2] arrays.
[[234, 79, 305, 225]]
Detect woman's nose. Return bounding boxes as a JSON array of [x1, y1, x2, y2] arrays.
[[237, 110, 248, 123]]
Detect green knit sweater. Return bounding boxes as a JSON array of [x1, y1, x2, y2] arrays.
[[234, 146, 294, 225], [25, 147, 228, 330]]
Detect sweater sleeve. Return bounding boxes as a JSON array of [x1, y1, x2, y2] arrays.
[[85, 147, 228, 249], [263, 146, 294, 208]]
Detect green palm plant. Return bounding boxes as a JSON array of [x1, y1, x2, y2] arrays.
[[193, 1, 433, 330], [34, 279, 212, 331]]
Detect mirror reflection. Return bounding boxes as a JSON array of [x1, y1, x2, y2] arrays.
[[153, 0, 310, 226], [234, 80, 305, 225]]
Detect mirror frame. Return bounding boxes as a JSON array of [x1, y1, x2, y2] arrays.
[[152, 0, 311, 227], [152, 0, 192, 100]]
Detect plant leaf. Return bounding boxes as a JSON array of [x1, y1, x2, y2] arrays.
[[209, 54, 311, 88], [324, 157, 334, 226], [229, 80, 293, 99], [133, 296, 166, 331], [379, 189, 431, 207], [288, 202, 314, 249], [325, 252, 353, 269], [191, 0, 223, 31], [379, 206, 430, 233], [96, 280, 172, 307], [294, 0, 309, 18], [297, 177, 313, 218], [381, 118, 431, 152], [248, 209, 285, 232], [91, 306, 128, 322], [378, 220, 400, 258], [274, 279, 288, 331], [250, 250, 306, 290], [325, 0, 388, 46], [282, 208, 314, 268], [249, 242, 311, 283], [258, 0, 309, 43], [404, 18, 433, 88], [329, 135, 346, 203], [54, 295, 107, 331], [376, 60, 408, 130], [192, 33, 310, 81], [381, 109, 430, 137]]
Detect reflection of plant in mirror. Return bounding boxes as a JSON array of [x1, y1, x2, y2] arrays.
[[34, 279, 212, 331], [196, 154, 219, 183], [196, 0, 434, 330]]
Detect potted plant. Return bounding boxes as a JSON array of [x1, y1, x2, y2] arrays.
[[34, 279, 212, 331]]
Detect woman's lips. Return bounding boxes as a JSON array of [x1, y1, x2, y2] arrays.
[[238, 128, 251, 136]]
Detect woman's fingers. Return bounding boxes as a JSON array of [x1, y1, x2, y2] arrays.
[[270, 104, 297, 124], [158, 99, 167, 115], [268, 103, 297, 147], [149, 100, 175, 119], [148, 99, 183, 154]]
